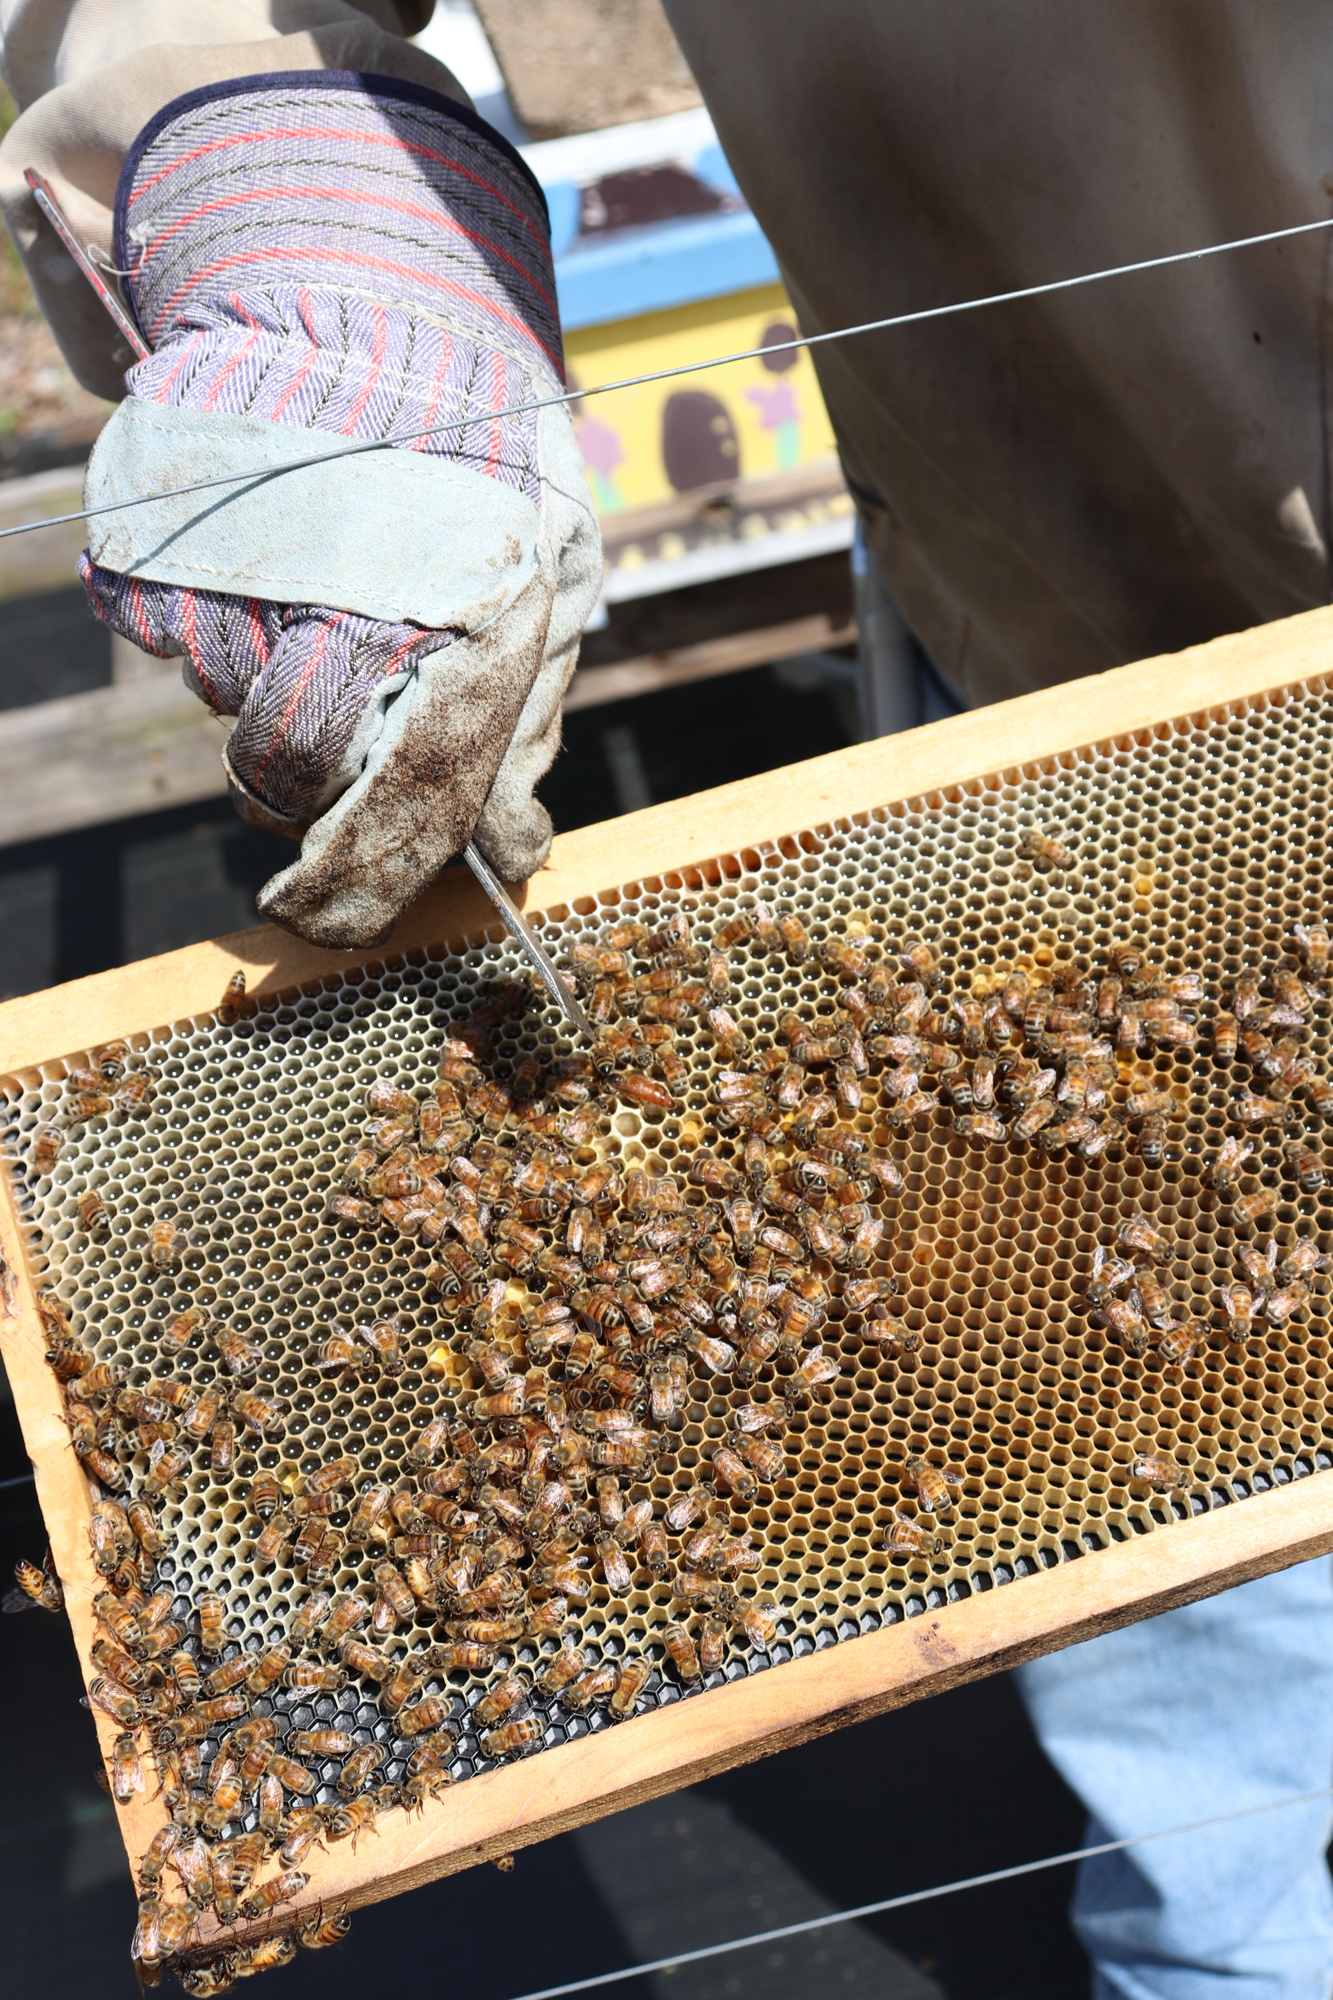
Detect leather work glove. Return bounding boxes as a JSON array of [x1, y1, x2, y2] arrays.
[[78, 70, 602, 950]]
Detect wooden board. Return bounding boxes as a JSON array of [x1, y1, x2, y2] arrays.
[[4, 598, 1333, 1947]]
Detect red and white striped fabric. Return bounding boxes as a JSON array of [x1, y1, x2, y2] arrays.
[[80, 70, 565, 828]]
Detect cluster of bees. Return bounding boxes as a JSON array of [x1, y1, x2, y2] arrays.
[[10, 870, 1333, 1988], [1072, 924, 1333, 1445]]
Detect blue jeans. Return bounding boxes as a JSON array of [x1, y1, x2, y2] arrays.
[[1016, 1559, 1333, 2000]]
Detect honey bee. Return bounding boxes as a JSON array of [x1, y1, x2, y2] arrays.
[[1280, 1238, 1328, 1283], [481, 1714, 543, 1758], [201, 1774, 243, 1837], [729, 1596, 779, 1651], [115, 1072, 157, 1120], [139, 1822, 184, 1891], [152, 1897, 202, 1963], [1206, 1135, 1255, 1192], [93, 1589, 143, 1650], [1283, 1142, 1326, 1194], [88, 1499, 132, 1575], [1263, 1281, 1309, 1325], [609, 1656, 653, 1717], [1238, 1240, 1279, 1291], [284, 1730, 354, 1764], [65, 1358, 124, 1405], [157, 1306, 208, 1358], [277, 1659, 345, 1700], [955, 1111, 1009, 1144], [197, 1591, 225, 1658], [322, 1594, 372, 1648], [1117, 1212, 1170, 1259], [1017, 828, 1074, 872], [1155, 1320, 1204, 1367], [325, 1795, 378, 1844], [1128, 1450, 1185, 1491], [143, 1213, 188, 1274], [734, 1433, 784, 1483], [393, 1694, 450, 1739], [730, 1325, 778, 1389], [207, 1653, 254, 1696], [238, 1869, 308, 1920], [213, 1325, 261, 1377], [206, 1415, 236, 1479], [596, 1534, 634, 1595], [166, 1648, 200, 1696], [615, 1072, 674, 1112], [68, 1089, 115, 1122], [240, 1938, 300, 1975], [562, 1659, 621, 1710], [280, 1806, 329, 1867], [1134, 1270, 1174, 1329], [247, 1640, 291, 1694], [231, 1388, 285, 1436], [73, 1188, 112, 1239], [1293, 923, 1331, 979], [300, 1910, 356, 1949], [290, 1514, 329, 1572], [654, 1619, 701, 1683], [1208, 1011, 1238, 1063], [368, 1560, 414, 1632], [905, 1455, 963, 1514], [532, 1647, 584, 1700], [1230, 1188, 1277, 1227], [240, 1476, 283, 1529], [89, 1672, 141, 1725], [343, 1483, 391, 1546], [1097, 1295, 1150, 1355], [261, 1750, 315, 1797], [472, 1672, 526, 1726], [1272, 970, 1312, 1018], [694, 1612, 728, 1672], [772, 912, 810, 961], [789, 1346, 839, 1398], [327, 1192, 378, 1229], [341, 1637, 393, 1679], [884, 1508, 945, 1559], [217, 969, 248, 1025], [131, 1894, 164, 1970]]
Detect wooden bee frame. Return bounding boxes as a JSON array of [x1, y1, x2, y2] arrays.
[[5, 602, 1333, 1953]]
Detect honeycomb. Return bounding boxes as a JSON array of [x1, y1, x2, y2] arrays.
[[3, 674, 1333, 1950]]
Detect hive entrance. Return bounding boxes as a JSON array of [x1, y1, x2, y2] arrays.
[[3, 675, 1332, 1971]]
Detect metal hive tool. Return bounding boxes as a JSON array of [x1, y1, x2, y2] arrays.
[[3, 628, 1333, 1967]]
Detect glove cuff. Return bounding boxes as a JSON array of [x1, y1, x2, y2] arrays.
[[222, 742, 306, 842], [114, 70, 562, 387]]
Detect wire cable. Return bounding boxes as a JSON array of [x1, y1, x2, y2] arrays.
[[498, 1783, 1333, 2000], [0, 1471, 36, 1492], [3, 211, 1333, 548]]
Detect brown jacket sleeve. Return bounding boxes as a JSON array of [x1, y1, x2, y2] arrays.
[[665, 0, 1333, 704], [0, 1, 464, 398]]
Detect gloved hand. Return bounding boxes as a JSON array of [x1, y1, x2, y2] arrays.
[[78, 70, 602, 950]]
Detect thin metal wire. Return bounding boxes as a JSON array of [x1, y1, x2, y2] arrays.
[[499, 1783, 1333, 2000], [0, 1470, 36, 1491], [4, 212, 1333, 548]]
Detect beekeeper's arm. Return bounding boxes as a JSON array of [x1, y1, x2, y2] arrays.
[[0, 1, 601, 950]]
